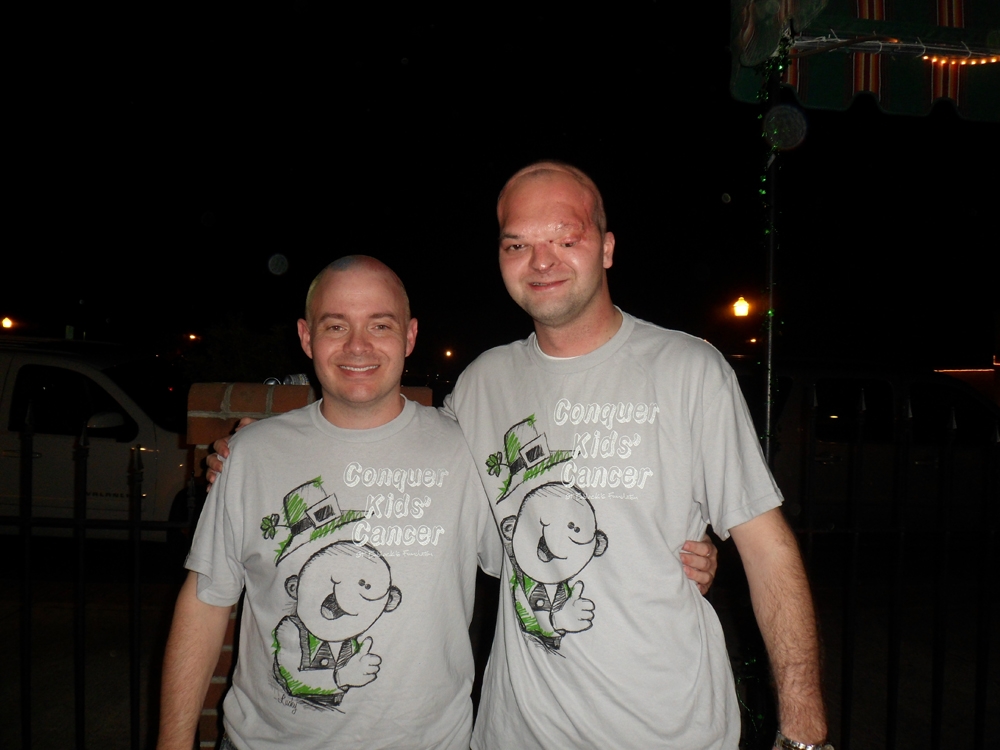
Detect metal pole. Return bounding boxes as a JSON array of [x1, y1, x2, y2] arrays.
[[74, 426, 90, 749], [885, 397, 912, 749], [128, 445, 144, 749], [972, 424, 998, 749], [840, 388, 866, 749], [763, 71, 780, 464], [19, 403, 35, 748], [930, 409, 956, 750]]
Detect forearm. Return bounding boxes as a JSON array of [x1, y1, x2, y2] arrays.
[[158, 571, 234, 750], [731, 509, 827, 744]]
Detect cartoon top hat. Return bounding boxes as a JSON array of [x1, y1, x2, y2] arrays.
[[261, 477, 366, 565], [488, 416, 573, 502]]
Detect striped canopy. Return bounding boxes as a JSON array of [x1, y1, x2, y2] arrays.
[[730, 0, 1000, 121]]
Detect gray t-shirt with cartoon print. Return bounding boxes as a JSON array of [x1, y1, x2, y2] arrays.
[[187, 398, 499, 750], [444, 312, 782, 750]]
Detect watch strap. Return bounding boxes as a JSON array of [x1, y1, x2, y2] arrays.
[[775, 730, 834, 750]]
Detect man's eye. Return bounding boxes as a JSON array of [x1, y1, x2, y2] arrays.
[[560, 241, 579, 247], [505, 243, 526, 252]]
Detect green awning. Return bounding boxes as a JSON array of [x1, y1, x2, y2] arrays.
[[731, 0, 1000, 121]]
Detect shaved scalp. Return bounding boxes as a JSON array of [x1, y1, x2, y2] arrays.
[[498, 160, 608, 236], [304, 255, 411, 324]]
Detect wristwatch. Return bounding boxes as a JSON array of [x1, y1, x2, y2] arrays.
[[774, 730, 835, 750]]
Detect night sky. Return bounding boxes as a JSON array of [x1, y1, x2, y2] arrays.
[[7, 4, 998, 386]]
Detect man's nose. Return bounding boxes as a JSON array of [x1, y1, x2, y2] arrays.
[[531, 241, 558, 272], [345, 328, 373, 353]]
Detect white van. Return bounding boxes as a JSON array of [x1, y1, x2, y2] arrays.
[[0, 338, 194, 541]]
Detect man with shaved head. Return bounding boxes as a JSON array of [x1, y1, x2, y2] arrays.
[[443, 161, 829, 749], [159, 257, 501, 749]]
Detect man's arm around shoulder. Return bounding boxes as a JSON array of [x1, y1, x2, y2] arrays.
[[158, 571, 234, 750], [730, 508, 828, 746]]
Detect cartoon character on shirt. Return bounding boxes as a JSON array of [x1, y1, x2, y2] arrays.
[[272, 541, 401, 709], [501, 482, 607, 653]]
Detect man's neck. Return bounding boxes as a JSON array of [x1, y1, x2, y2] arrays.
[[319, 392, 405, 430], [534, 304, 623, 358]]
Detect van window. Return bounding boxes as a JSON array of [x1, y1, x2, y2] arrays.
[[8, 365, 139, 442], [814, 378, 894, 444]]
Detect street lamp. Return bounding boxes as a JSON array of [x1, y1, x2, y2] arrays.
[[733, 297, 750, 317], [2, 317, 13, 329]]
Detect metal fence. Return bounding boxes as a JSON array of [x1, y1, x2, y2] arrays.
[[3, 412, 199, 750], [790, 381, 999, 750]]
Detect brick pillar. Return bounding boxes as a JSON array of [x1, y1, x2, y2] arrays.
[[185, 382, 433, 747]]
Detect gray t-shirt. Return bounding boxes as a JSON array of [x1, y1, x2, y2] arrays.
[[444, 312, 782, 749], [188, 398, 499, 750]]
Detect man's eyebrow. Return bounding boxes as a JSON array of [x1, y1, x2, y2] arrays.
[[499, 223, 584, 241], [316, 311, 401, 323]]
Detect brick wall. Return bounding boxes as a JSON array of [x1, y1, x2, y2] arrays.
[[185, 382, 433, 748], [188, 382, 433, 447]]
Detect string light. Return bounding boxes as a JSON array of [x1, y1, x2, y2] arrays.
[[922, 54, 999, 65]]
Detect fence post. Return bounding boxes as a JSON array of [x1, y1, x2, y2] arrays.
[[128, 444, 144, 750], [885, 396, 912, 749], [840, 388, 866, 750], [972, 423, 998, 749], [73, 425, 89, 748], [930, 408, 956, 750], [19, 403, 34, 748]]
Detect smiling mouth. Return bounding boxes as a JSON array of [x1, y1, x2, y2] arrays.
[[340, 365, 379, 372], [529, 280, 565, 288], [321, 592, 353, 620], [536, 535, 559, 563]]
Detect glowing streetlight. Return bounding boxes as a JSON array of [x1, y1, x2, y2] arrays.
[[444, 350, 453, 358], [1, 317, 12, 329], [733, 297, 750, 317]]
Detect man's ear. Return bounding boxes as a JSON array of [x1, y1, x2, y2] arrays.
[[602, 232, 615, 270], [501, 515, 517, 542], [405, 317, 418, 357], [384, 585, 402, 613], [285, 575, 299, 599], [297, 319, 314, 360], [593, 530, 608, 557]]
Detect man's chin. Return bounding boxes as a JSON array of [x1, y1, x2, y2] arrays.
[[519, 301, 577, 329]]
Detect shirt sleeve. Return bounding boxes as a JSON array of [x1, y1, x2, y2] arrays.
[[477, 505, 503, 578], [439, 391, 459, 422], [695, 369, 783, 540], [185, 445, 247, 607]]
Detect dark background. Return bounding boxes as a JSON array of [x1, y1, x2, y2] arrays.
[[7, 2, 998, 387]]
